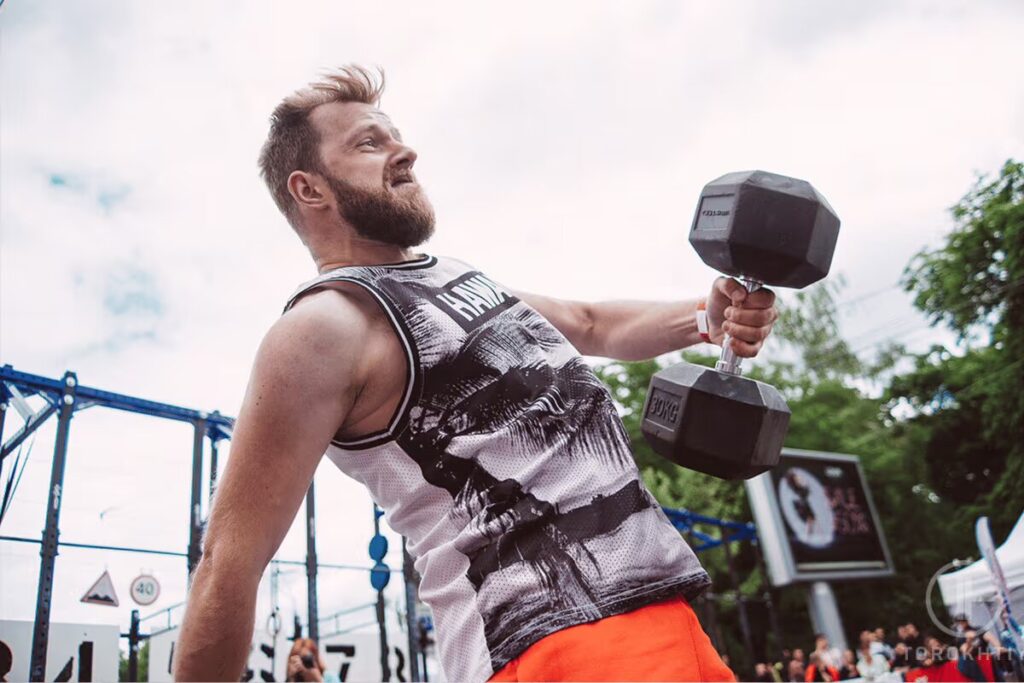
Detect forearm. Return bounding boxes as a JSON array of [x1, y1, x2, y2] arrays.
[[173, 557, 259, 681], [587, 297, 706, 361]]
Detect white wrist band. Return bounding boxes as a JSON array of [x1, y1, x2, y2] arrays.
[[696, 301, 712, 343]]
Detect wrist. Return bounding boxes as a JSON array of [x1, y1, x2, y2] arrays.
[[695, 298, 712, 344]]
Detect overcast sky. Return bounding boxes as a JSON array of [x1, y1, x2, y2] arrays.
[[2, 0, 1023, 662]]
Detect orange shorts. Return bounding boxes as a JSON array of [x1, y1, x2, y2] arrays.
[[489, 597, 736, 682]]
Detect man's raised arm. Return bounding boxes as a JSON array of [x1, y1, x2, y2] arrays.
[[515, 278, 777, 362], [173, 291, 369, 681]]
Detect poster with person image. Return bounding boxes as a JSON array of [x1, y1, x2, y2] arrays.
[[747, 449, 895, 586], [771, 452, 889, 571]]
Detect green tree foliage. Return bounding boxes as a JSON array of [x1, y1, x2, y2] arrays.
[[118, 640, 149, 682], [591, 159, 1024, 675], [896, 159, 1024, 536]]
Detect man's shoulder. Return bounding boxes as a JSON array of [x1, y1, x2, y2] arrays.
[[274, 286, 379, 351]]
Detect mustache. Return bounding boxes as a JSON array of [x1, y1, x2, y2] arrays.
[[388, 170, 415, 186]]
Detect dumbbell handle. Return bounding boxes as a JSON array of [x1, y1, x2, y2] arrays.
[[715, 278, 763, 375]]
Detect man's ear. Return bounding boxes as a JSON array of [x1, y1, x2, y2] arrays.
[[288, 170, 329, 211]]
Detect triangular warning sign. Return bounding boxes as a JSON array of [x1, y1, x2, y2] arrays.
[[81, 570, 119, 607]]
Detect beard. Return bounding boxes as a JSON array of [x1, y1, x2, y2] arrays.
[[325, 174, 435, 249]]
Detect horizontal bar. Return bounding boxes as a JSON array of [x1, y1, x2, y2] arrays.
[[318, 602, 376, 623], [139, 601, 187, 623], [319, 619, 380, 640], [0, 365, 234, 428], [270, 558, 402, 573], [661, 505, 755, 532], [0, 535, 187, 558], [0, 536, 402, 572]]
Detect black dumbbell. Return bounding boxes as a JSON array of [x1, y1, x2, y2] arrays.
[[641, 170, 840, 479]]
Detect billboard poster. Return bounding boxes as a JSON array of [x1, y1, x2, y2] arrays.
[[746, 449, 894, 586]]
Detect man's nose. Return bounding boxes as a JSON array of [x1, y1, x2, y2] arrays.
[[392, 143, 417, 170]]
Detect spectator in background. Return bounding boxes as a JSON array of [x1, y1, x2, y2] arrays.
[[788, 651, 808, 683], [921, 634, 952, 668], [953, 614, 975, 646], [857, 630, 891, 681], [805, 652, 840, 682], [813, 634, 843, 670], [890, 641, 911, 674], [995, 611, 1024, 681], [837, 649, 859, 680], [755, 662, 776, 682], [873, 627, 895, 661], [774, 649, 793, 683], [285, 638, 336, 682], [956, 629, 990, 682], [905, 623, 924, 652], [900, 622, 923, 667]]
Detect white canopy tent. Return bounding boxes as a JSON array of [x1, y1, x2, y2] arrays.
[[938, 511, 1024, 627]]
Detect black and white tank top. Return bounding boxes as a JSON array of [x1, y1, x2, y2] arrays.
[[284, 255, 710, 681]]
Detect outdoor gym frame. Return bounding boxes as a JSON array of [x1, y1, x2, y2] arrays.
[[0, 364, 423, 682]]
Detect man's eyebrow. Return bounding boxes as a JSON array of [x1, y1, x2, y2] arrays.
[[347, 122, 403, 144]]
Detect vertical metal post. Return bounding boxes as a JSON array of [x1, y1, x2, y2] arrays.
[[721, 533, 756, 667], [305, 482, 319, 643], [693, 595, 709, 646], [806, 581, 847, 651], [0, 399, 7, 445], [128, 609, 141, 681], [0, 399, 7, 489], [209, 435, 219, 499], [374, 505, 391, 682], [754, 540, 785, 661], [187, 417, 206, 580], [29, 372, 77, 681], [700, 593, 724, 651], [402, 538, 421, 682]]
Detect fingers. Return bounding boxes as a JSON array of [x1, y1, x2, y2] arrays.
[[725, 305, 777, 328], [710, 278, 778, 357], [723, 320, 771, 355], [714, 276, 748, 305], [727, 336, 764, 358], [744, 287, 776, 309], [714, 278, 777, 308]]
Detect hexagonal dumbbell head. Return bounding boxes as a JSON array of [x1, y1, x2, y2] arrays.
[[689, 170, 840, 288], [641, 363, 791, 480]]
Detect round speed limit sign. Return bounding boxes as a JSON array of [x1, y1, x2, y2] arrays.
[[130, 574, 160, 606]]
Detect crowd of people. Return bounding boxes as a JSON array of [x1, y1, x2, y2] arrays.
[[753, 616, 1023, 682]]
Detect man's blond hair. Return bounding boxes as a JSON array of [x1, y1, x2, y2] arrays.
[[258, 65, 385, 225]]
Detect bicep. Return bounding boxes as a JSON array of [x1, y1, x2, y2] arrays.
[[513, 289, 598, 354], [202, 302, 364, 576]]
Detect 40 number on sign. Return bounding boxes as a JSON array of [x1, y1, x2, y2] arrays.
[[130, 574, 160, 606]]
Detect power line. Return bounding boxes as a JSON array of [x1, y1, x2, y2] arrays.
[[833, 283, 902, 310], [764, 273, 1024, 377]]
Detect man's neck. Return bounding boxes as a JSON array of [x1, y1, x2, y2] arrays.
[[315, 242, 419, 273]]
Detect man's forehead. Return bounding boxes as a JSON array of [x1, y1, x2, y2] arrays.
[[310, 101, 396, 136]]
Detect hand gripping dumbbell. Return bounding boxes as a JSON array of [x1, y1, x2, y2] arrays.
[[641, 170, 841, 480]]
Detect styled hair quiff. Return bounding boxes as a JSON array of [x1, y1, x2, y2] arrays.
[[258, 65, 385, 225]]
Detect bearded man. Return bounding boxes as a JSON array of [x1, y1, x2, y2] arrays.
[[174, 66, 777, 682]]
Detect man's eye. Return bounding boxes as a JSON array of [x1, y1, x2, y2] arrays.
[[359, 139, 376, 148]]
